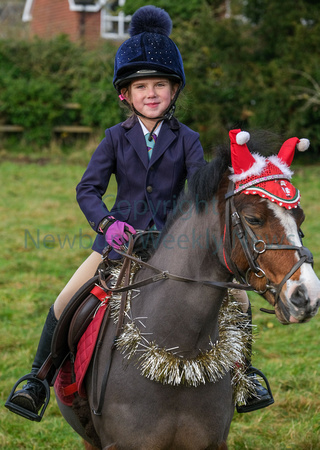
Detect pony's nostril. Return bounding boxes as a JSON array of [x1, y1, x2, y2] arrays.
[[290, 285, 309, 308]]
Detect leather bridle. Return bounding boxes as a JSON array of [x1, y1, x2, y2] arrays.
[[224, 181, 314, 307]]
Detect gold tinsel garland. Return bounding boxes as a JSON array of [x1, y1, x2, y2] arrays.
[[108, 264, 256, 405]]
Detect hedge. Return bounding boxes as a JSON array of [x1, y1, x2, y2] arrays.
[[0, 35, 124, 146], [0, 5, 320, 156]]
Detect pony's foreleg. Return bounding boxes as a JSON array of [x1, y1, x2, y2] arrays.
[[218, 442, 228, 450], [83, 440, 100, 450]]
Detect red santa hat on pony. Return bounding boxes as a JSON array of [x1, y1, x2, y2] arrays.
[[228, 129, 310, 209]]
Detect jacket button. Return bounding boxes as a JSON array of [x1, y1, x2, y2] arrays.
[[146, 185, 153, 193]]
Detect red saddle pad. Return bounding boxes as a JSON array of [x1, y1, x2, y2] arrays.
[[54, 286, 110, 405], [75, 302, 108, 398]]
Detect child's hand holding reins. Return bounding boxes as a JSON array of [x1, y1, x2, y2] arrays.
[[103, 218, 136, 250]]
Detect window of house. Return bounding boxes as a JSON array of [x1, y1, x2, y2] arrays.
[[68, 0, 105, 12], [101, 0, 131, 40]]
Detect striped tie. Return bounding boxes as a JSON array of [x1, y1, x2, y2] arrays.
[[145, 133, 157, 160]]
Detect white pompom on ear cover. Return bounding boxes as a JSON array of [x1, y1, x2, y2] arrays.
[[297, 138, 310, 152], [236, 131, 250, 145]]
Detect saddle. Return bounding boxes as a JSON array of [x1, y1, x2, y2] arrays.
[[51, 267, 111, 371], [54, 291, 111, 405]]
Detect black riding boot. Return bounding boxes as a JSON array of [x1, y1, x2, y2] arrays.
[[236, 303, 274, 413], [9, 305, 58, 418]]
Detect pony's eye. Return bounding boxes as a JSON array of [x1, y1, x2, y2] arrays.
[[245, 216, 263, 226]]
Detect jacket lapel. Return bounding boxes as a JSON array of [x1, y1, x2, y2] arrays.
[[123, 117, 149, 169], [150, 120, 177, 165]]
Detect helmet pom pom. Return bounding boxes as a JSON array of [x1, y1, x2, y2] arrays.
[[236, 131, 250, 145], [129, 5, 172, 37], [297, 138, 310, 152]]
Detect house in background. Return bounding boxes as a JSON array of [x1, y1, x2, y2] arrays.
[[22, 0, 131, 43]]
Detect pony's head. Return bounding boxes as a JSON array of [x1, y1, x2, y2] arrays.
[[226, 129, 320, 324]]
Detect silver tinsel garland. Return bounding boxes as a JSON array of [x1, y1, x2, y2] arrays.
[[108, 264, 257, 405]]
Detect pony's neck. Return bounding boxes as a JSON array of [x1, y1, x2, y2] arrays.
[[136, 210, 228, 356], [154, 208, 225, 280]]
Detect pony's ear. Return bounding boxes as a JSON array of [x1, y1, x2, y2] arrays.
[[278, 137, 310, 166], [229, 129, 256, 175]]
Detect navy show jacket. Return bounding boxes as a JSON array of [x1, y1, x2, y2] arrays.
[[76, 115, 206, 254]]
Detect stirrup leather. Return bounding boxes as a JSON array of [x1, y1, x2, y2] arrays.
[[5, 373, 50, 422]]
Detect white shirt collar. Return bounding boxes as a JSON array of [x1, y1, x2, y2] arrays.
[[138, 117, 163, 137]]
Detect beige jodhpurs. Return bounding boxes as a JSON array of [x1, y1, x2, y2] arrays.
[[53, 251, 103, 319]]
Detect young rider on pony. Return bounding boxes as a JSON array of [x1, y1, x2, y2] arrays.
[[7, 5, 273, 420]]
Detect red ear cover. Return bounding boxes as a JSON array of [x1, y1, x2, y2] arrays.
[[229, 129, 256, 175], [277, 137, 300, 167]]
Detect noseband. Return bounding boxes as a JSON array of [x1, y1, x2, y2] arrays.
[[224, 182, 314, 306]]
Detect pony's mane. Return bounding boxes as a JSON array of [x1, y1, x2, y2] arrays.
[[162, 130, 282, 235], [188, 144, 230, 207]]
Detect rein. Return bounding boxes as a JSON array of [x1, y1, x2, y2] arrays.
[[105, 244, 254, 293], [224, 181, 314, 308]]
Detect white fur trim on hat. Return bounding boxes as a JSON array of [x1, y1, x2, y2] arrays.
[[229, 153, 267, 183], [268, 155, 294, 179]]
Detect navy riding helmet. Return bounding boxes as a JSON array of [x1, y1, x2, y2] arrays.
[[113, 5, 186, 92]]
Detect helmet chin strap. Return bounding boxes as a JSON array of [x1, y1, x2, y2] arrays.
[[120, 84, 181, 140], [138, 103, 176, 140]]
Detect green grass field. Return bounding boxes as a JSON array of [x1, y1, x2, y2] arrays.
[[0, 149, 320, 449]]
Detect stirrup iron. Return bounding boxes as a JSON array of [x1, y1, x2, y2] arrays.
[[5, 373, 50, 422], [236, 366, 274, 414], [247, 366, 273, 394]]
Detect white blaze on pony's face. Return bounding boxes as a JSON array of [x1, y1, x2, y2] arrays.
[[268, 202, 320, 323]]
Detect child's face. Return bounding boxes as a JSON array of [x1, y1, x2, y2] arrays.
[[122, 77, 178, 120]]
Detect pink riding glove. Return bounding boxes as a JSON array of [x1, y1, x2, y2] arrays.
[[105, 220, 136, 250]]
